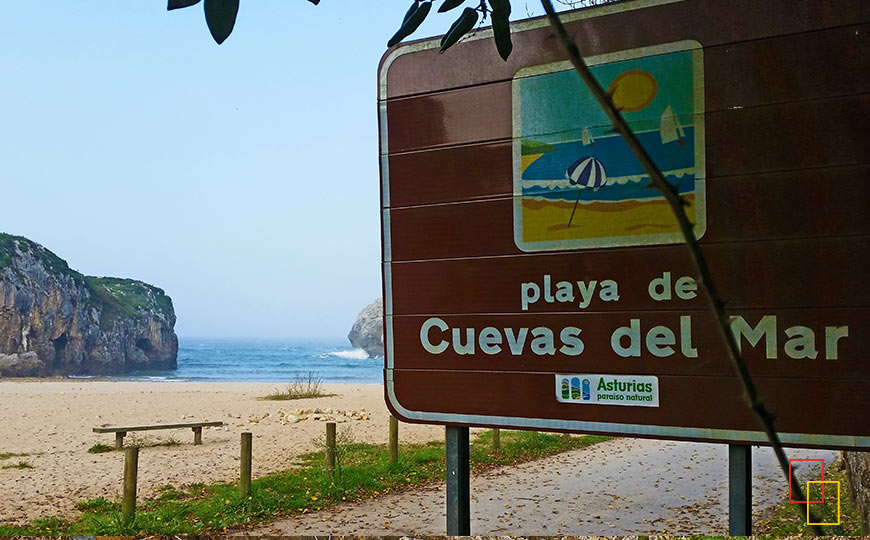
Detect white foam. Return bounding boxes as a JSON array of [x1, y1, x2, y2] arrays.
[[329, 348, 371, 360]]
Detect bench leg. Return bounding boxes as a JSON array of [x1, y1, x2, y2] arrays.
[[193, 427, 203, 445], [115, 432, 126, 450]]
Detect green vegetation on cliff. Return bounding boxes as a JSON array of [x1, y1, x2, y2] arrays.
[[84, 276, 173, 324], [0, 233, 173, 324], [0, 233, 78, 281]]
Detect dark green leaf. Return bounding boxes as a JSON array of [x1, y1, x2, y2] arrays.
[[204, 0, 239, 45], [441, 12, 464, 45], [402, 0, 420, 24], [438, 0, 465, 13], [440, 7, 478, 52], [491, 11, 512, 60], [167, 0, 201, 10], [488, 0, 511, 16], [388, 1, 432, 47]]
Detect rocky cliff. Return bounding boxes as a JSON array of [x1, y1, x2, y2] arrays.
[[0, 233, 178, 376], [347, 298, 383, 357]]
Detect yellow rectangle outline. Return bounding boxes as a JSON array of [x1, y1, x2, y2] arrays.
[[806, 480, 840, 526]]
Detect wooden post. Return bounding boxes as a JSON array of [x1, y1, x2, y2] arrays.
[[122, 446, 139, 524], [325, 422, 336, 477], [240, 432, 252, 497], [193, 426, 203, 445], [729, 444, 752, 535], [446, 425, 470, 535], [492, 428, 501, 451], [389, 415, 399, 463], [115, 431, 126, 450]]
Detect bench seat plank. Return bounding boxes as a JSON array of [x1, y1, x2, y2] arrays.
[[93, 421, 223, 433]]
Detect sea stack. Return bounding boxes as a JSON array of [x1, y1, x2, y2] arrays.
[[0, 233, 178, 376], [347, 298, 384, 358]]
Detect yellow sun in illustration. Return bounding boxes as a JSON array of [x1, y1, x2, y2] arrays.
[[608, 69, 658, 112]]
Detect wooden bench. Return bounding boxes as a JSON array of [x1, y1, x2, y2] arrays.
[[93, 421, 224, 449]]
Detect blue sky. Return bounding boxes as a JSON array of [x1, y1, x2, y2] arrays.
[[520, 49, 696, 141], [0, 1, 556, 340]]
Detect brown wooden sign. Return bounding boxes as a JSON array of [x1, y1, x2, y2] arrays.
[[379, 0, 870, 449]]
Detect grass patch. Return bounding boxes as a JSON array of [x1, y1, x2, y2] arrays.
[[755, 458, 863, 535], [75, 497, 118, 513], [0, 452, 31, 460], [2, 461, 34, 470], [89, 436, 183, 454], [0, 429, 608, 535], [87, 443, 114, 454], [259, 372, 335, 401], [135, 436, 182, 448]]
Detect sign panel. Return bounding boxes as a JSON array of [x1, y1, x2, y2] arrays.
[[379, 0, 870, 449]]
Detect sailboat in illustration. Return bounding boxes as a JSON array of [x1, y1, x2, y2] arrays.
[[660, 105, 686, 145], [581, 127, 595, 146]]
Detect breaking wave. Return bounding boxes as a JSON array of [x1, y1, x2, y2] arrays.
[[328, 348, 371, 360]]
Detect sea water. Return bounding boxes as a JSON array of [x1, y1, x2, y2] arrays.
[[100, 338, 382, 383]]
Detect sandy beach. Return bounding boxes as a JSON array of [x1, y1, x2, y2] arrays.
[[0, 380, 841, 534], [0, 380, 444, 525]]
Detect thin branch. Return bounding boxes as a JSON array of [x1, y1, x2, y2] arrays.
[[539, 0, 825, 534]]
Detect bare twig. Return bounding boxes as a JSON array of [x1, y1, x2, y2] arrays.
[[539, 0, 825, 533]]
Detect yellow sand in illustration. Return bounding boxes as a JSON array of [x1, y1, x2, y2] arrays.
[[522, 194, 696, 243], [521, 153, 543, 172]]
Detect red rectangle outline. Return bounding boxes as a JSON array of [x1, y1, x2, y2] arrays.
[[789, 458, 825, 503]]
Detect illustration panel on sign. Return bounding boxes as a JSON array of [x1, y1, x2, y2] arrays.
[[513, 41, 706, 251]]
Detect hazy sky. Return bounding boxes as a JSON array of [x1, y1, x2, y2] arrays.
[[0, 2, 555, 340]]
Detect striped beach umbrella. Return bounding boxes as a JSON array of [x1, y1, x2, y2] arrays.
[[565, 156, 607, 227], [566, 156, 607, 189]]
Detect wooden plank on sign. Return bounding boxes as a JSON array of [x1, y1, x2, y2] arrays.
[[385, 22, 870, 117], [703, 166, 870, 242], [387, 90, 870, 171], [389, 236, 870, 314], [381, 0, 870, 98], [703, 23, 870, 111], [387, 142, 513, 207], [386, 83, 511, 153], [391, 308, 868, 378], [705, 95, 870, 177], [387, 165, 870, 260], [390, 369, 870, 444]]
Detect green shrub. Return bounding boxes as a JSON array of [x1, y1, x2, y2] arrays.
[[259, 371, 335, 401], [1, 461, 33, 470], [87, 443, 114, 454]]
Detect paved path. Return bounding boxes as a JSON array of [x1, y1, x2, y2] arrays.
[[242, 437, 836, 536]]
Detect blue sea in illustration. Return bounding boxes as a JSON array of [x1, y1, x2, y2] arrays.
[[70, 338, 383, 383], [522, 129, 697, 202]]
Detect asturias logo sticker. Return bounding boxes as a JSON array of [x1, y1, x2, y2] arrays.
[[556, 374, 659, 407]]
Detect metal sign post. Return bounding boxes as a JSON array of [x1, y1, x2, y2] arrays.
[[446, 425, 471, 535], [728, 444, 752, 535]]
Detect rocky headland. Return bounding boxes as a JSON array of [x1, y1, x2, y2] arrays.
[[0, 233, 178, 376], [347, 298, 383, 357]]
